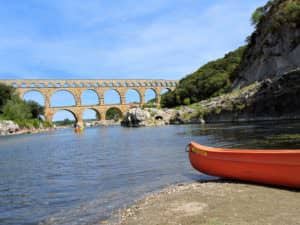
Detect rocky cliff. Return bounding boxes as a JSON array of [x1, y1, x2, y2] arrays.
[[202, 69, 300, 122], [233, 0, 300, 88], [122, 69, 300, 126]]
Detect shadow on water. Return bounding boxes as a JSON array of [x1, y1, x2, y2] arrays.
[[184, 120, 300, 149]]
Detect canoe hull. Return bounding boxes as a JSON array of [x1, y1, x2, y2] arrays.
[[188, 142, 300, 188]]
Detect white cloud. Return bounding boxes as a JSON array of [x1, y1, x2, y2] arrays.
[[0, 0, 268, 80]]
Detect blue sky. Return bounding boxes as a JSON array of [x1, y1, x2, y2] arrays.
[[0, 0, 267, 80], [2, 0, 268, 121]]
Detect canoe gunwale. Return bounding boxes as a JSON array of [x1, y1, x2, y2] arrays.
[[190, 141, 300, 154]]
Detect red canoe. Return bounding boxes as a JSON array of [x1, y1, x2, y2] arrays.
[[188, 141, 300, 188]]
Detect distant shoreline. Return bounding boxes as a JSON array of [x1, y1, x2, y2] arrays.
[[2, 118, 300, 137]]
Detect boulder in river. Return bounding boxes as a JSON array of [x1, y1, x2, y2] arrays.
[[121, 107, 204, 127], [121, 108, 152, 127]]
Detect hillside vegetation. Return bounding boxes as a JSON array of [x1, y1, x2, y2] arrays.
[[251, 0, 300, 29], [161, 46, 246, 107]]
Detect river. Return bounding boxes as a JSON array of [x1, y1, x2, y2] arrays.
[[1, 121, 300, 225]]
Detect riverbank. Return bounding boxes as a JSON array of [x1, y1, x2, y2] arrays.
[[121, 69, 300, 127], [1, 127, 55, 136], [0, 120, 55, 136], [106, 181, 300, 225]]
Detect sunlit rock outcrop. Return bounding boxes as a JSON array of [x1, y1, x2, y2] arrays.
[[0, 120, 20, 135], [121, 107, 204, 127]]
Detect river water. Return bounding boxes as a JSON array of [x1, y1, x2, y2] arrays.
[[1, 121, 300, 225]]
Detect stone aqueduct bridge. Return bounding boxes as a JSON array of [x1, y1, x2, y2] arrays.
[[0, 79, 177, 124]]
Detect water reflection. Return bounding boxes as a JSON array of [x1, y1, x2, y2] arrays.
[[187, 121, 300, 149], [0, 121, 299, 225]]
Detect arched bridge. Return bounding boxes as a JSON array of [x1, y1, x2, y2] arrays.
[[0, 79, 177, 125]]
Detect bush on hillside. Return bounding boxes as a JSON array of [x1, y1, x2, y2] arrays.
[[161, 46, 246, 108]]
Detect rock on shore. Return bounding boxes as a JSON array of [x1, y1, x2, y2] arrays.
[[121, 107, 205, 127], [0, 120, 20, 135], [0, 120, 55, 136]]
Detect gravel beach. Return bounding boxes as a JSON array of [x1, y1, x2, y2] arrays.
[[104, 180, 300, 225]]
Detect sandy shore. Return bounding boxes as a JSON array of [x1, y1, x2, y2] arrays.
[[104, 180, 300, 225]]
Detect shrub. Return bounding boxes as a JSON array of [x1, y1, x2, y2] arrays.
[[183, 98, 191, 105], [251, 7, 265, 26], [2, 98, 32, 120]]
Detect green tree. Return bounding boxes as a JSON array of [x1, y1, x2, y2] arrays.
[[0, 83, 45, 121], [2, 98, 32, 120], [26, 100, 44, 119], [183, 98, 191, 105], [251, 6, 264, 26], [0, 83, 17, 113], [106, 108, 122, 121]]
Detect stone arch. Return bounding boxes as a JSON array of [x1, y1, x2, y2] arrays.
[[50, 90, 77, 107], [38, 83, 46, 88], [47, 82, 54, 88], [21, 83, 27, 88], [11, 82, 19, 88], [125, 88, 142, 104], [22, 89, 46, 106], [81, 89, 100, 106], [63, 83, 71, 88], [29, 83, 37, 88], [104, 89, 121, 105], [144, 88, 158, 103], [52, 109, 78, 125], [82, 108, 101, 121], [105, 107, 123, 121]]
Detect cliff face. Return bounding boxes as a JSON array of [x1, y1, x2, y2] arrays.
[[233, 0, 300, 88], [205, 69, 300, 122]]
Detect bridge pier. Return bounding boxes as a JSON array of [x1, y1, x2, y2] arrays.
[[156, 95, 161, 106], [99, 97, 104, 105], [76, 115, 84, 128], [45, 94, 51, 108], [120, 96, 126, 105], [44, 108, 53, 123]]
